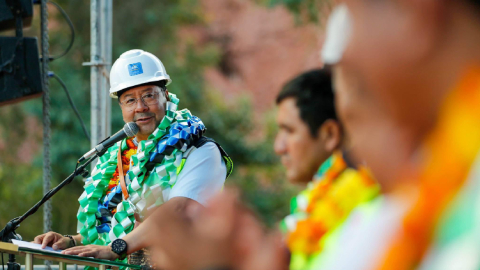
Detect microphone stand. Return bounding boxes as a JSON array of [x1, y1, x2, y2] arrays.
[[0, 154, 100, 270]]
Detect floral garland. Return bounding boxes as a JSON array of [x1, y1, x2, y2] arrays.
[[378, 67, 480, 269], [77, 92, 206, 251], [107, 138, 137, 199], [281, 151, 380, 270]]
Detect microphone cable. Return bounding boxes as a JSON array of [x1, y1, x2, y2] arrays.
[[49, 72, 91, 141], [36, 0, 75, 62]]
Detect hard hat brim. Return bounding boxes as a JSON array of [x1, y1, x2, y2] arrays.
[[110, 75, 172, 98]]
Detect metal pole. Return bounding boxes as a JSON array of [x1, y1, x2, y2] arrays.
[[90, 0, 102, 152], [25, 254, 33, 270], [40, 0, 52, 269], [101, 0, 112, 136], [87, 0, 112, 171]]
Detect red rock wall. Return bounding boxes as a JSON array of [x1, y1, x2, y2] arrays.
[[201, 0, 324, 112]]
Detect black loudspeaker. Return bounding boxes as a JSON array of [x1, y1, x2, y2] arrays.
[[0, 0, 33, 31], [0, 37, 43, 105]]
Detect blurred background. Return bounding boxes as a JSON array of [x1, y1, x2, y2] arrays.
[[0, 0, 330, 245]]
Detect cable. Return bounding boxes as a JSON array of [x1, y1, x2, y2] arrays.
[[40, 9, 53, 270], [74, 160, 80, 175], [43, 0, 75, 61], [0, 39, 22, 75], [49, 72, 91, 141], [40, 0, 52, 245]]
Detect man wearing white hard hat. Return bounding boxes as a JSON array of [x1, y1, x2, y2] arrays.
[[33, 49, 233, 268]]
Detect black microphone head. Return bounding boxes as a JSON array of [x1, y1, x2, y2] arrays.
[[124, 122, 139, 137]]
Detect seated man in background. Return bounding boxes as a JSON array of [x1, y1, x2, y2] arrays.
[[274, 69, 342, 187], [33, 49, 232, 269]]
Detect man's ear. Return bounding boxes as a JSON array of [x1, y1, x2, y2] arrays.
[[319, 120, 342, 153]]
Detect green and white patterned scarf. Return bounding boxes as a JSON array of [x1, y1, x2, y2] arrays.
[[77, 92, 204, 248]]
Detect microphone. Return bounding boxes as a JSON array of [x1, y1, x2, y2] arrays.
[[79, 122, 139, 162]]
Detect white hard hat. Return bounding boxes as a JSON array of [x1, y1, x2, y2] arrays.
[[109, 49, 172, 98]]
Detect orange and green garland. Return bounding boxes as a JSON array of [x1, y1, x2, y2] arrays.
[[378, 67, 480, 269], [281, 151, 380, 270], [106, 138, 137, 197], [104, 138, 137, 215]]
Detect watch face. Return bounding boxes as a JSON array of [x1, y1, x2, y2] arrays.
[[112, 239, 127, 254]]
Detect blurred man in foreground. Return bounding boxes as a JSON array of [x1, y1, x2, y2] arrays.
[[144, 0, 480, 268], [312, 0, 480, 269]]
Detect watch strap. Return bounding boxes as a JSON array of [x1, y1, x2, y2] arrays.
[[63, 235, 76, 248]]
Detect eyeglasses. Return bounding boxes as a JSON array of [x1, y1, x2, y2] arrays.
[[119, 91, 160, 111]]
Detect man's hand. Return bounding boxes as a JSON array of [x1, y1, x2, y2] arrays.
[[33, 232, 71, 250], [149, 189, 289, 270], [62, 245, 120, 260]]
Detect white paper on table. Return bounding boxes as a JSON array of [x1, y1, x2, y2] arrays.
[[11, 239, 95, 259], [12, 239, 63, 254]]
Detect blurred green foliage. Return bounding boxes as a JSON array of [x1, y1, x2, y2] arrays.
[[0, 0, 300, 248]]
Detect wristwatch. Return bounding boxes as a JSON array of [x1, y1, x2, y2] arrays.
[[110, 239, 128, 260], [63, 235, 76, 248]]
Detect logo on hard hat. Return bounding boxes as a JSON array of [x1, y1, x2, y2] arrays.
[[128, 62, 144, 76]]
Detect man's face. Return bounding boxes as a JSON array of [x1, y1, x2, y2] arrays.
[[274, 97, 332, 184], [119, 85, 168, 140], [330, 1, 448, 188], [333, 65, 411, 185], [334, 65, 369, 143]]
